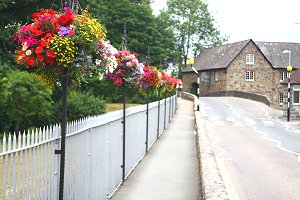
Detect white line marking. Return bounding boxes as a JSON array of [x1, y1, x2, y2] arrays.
[[216, 159, 241, 200]]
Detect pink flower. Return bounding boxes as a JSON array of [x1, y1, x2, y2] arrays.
[[114, 78, 123, 86], [126, 62, 132, 67]]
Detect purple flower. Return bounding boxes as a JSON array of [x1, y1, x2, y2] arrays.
[[59, 26, 69, 36]]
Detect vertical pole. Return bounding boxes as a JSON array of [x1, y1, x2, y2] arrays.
[[58, 68, 69, 200], [287, 72, 291, 121], [157, 89, 160, 139], [164, 93, 167, 129], [122, 83, 126, 181], [169, 93, 171, 122], [146, 89, 149, 152], [197, 73, 200, 111]]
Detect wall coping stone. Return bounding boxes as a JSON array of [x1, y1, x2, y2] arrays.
[[182, 92, 229, 200]]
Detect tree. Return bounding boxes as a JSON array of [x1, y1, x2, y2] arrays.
[[85, 0, 176, 67], [161, 0, 227, 76]]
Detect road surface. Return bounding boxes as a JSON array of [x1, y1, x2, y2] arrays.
[[199, 97, 300, 200]]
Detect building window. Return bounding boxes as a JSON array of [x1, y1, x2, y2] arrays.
[[294, 90, 300, 104], [245, 71, 254, 81], [279, 93, 284, 105], [201, 72, 205, 82], [246, 54, 254, 64], [280, 71, 288, 82], [215, 72, 219, 81]]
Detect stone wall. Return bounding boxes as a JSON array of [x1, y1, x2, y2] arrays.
[[182, 92, 229, 200], [205, 90, 271, 106], [225, 41, 284, 109]]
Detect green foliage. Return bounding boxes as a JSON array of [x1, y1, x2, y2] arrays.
[[161, 0, 228, 76], [53, 92, 107, 122], [85, 0, 176, 68], [0, 70, 53, 133]]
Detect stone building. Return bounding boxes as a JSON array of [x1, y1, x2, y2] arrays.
[[182, 39, 300, 110]]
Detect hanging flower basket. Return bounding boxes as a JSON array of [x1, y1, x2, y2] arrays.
[[137, 65, 162, 93], [105, 50, 144, 87], [161, 72, 182, 94], [13, 7, 107, 86]]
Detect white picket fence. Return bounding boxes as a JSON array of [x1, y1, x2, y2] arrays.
[[0, 95, 177, 200]]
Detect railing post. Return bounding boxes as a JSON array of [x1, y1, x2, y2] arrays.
[[169, 93, 171, 122], [146, 89, 149, 152], [157, 89, 160, 139], [164, 93, 167, 129], [171, 94, 173, 118], [122, 83, 126, 182]]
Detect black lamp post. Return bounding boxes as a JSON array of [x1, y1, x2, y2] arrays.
[[283, 50, 292, 121], [189, 59, 199, 111], [287, 65, 293, 121]]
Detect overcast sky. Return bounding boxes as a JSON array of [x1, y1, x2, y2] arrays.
[[151, 0, 300, 43]]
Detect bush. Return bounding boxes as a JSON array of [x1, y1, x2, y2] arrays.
[[53, 92, 107, 122], [0, 70, 53, 133]]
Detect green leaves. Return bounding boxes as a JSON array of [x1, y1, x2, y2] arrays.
[[0, 71, 52, 132], [162, 0, 227, 76]]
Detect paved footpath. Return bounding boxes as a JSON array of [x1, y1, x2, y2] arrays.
[[110, 98, 200, 200]]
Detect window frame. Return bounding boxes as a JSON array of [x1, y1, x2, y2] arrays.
[[279, 93, 284, 105], [246, 54, 254, 65], [293, 88, 300, 105], [245, 71, 254, 81], [215, 71, 219, 81], [280, 71, 288, 82]]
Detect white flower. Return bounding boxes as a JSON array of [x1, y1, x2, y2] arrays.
[[95, 59, 101, 65], [25, 49, 32, 56]]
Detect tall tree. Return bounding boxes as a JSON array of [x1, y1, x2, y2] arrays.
[[161, 0, 227, 76], [86, 0, 176, 67]]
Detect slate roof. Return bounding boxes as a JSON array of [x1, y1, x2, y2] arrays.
[[281, 69, 300, 84], [255, 41, 300, 68], [183, 39, 300, 72]]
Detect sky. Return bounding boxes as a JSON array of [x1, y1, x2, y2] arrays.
[[151, 0, 300, 43]]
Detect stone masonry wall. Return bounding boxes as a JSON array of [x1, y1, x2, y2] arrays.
[[182, 41, 286, 110], [225, 41, 284, 110]]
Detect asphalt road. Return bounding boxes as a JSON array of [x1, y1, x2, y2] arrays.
[[199, 97, 300, 200]]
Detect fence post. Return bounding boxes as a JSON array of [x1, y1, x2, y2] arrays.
[[157, 89, 160, 139], [171, 95, 173, 118], [146, 89, 149, 152], [53, 125, 61, 200], [122, 83, 126, 182], [169, 94, 171, 122], [164, 93, 167, 129]]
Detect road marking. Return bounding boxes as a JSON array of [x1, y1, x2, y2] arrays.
[[262, 120, 274, 126], [216, 159, 241, 200], [244, 118, 256, 124], [226, 117, 237, 122], [232, 122, 244, 127]]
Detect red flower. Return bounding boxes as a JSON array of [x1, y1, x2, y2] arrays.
[[68, 30, 75, 36], [40, 38, 48, 47], [46, 57, 55, 66], [37, 55, 44, 62], [30, 23, 42, 36], [46, 50, 56, 58], [59, 13, 74, 26], [27, 56, 35, 66], [35, 46, 43, 54]]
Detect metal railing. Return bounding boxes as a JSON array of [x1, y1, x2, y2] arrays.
[[1, 95, 177, 200]]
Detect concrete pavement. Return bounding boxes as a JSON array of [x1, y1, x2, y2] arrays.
[[110, 98, 201, 200]]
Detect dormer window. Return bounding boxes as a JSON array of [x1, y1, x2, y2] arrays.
[[246, 54, 254, 64]]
